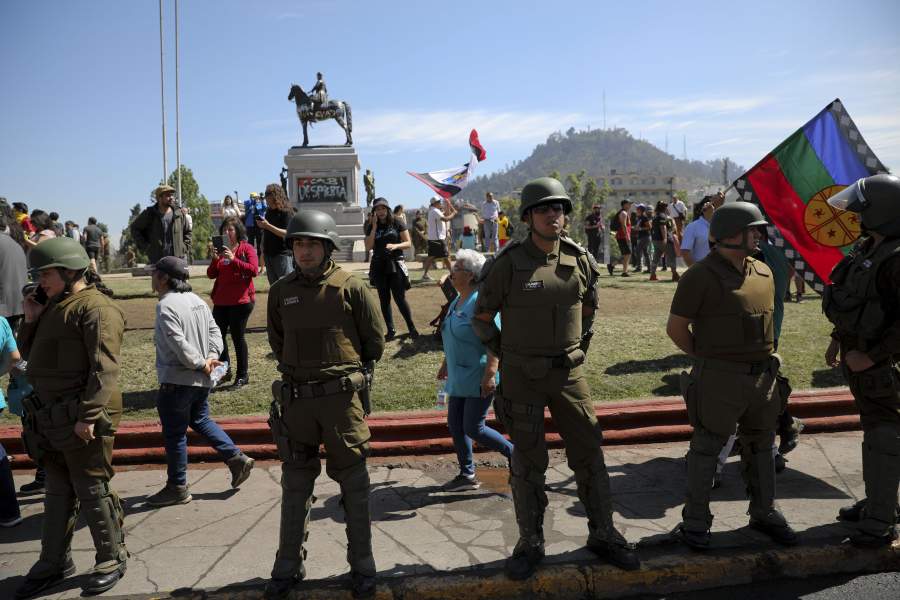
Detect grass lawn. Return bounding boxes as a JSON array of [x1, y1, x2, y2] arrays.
[[1, 267, 844, 423]]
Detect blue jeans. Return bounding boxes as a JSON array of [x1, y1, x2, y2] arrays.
[[447, 395, 513, 477], [264, 253, 294, 285], [156, 384, 240, 486], [0, 441, 20, 520]]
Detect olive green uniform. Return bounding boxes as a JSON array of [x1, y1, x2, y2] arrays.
[[266, 261, 385, 581], [18, 286, 128, 579], [823, 236, 900, 538], [671, 251, 789, 533], [476, 236, 627, 551]]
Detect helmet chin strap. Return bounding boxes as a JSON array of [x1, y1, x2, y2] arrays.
[[526, 211, 561, 242], [53, 267, 86, 301]]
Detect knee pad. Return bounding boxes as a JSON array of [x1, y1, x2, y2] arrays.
[[690, 426, 729, 457]]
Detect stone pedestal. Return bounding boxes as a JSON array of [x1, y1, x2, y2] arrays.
[[284, 146, 364, 261]]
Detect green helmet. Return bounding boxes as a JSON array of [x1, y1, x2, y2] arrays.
[[28, 237, 90, 273], [709, 202, 767, 241], [519, 177, 572, 219], [828, 174, 900, 235], [284, 209, 341, 250]]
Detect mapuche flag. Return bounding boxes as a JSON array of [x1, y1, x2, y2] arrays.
[[734, 99, 888, 294], [408, 129, 487, 198]]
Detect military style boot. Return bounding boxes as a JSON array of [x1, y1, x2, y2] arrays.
[[838, 499, 900, 523], [505, 464, 549, 580], [15, 490, 78, 600], [851, 428, 900, 547], [742, 440, 798, 546], [339, 465, 377, 599], [79, 485, 129, 595], [267, 480, 315, 600], [578, 456, 640, 570], [676, 431, 722, 550]]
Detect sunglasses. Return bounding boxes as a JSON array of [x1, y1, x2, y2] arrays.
[[532, 203, 565, 215]]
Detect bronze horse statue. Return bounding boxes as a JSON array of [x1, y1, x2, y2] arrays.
[[288, 83, 353, 147]]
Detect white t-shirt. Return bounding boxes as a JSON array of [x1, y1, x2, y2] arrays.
[[669, 199, 687, 220], [481, 199, 500, 221], [427, 206, 447, 241]]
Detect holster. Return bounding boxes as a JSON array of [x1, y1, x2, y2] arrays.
[[267, 399, 295, 462], [679, 370, 699, 427]]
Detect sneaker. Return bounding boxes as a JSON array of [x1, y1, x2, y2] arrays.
[[443, 474, 481, 491], [385, 329, 396, 341], [621, 272, 630, 277], [408, 329, 420, 339], [233, 376, 250, 388], [227, 453, 255, 489], [145, 483, 192, 507], [0, 515, 23, 527], [606, 263, 615, 276], [649, 274, 658, 281], [19, 477, 45, 496], [420, 274, 433, 282]]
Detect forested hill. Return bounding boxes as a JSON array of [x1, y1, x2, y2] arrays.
[[461, 127, 744, 201]]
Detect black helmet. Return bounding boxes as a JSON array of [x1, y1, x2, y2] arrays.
[[828, 174, 900, 235], [709, 202, 767, 241], [285, 209, 341, 250], [519, 177, 572, 219]]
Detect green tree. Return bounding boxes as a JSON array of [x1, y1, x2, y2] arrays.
[[119, 203, 147, 264], [166, 165, 213, 260], [548, 170, 561, 182]]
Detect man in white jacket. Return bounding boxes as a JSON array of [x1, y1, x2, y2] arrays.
[[146, 257, 254, 507]]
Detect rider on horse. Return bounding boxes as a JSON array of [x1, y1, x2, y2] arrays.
[[311, 72, 328, 110]]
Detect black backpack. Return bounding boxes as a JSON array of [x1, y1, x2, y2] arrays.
[[609, 212, 621, 232]]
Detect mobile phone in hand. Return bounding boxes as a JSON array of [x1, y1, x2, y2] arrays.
[[212, 235, 225, 251]]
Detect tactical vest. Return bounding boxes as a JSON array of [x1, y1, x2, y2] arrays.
[[692, 254, 775, 361], [823, 237, 900, 344], [500, 241, 584, 356], [278, 267, 363, 371], [27, 287, 120, 400]]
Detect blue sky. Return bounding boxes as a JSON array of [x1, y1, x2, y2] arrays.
[[2, 0, 899, 244]]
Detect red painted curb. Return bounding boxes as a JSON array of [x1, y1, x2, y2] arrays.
[[1, 389, 859, 469]]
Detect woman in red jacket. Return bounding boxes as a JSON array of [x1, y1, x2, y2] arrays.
[[207, 216, 258, 387]]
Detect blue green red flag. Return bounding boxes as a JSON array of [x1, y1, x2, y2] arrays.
[[733, 99, 888, 294]]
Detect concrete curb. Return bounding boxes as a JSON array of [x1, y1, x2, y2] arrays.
[[97, 540, 899, 599], [1, 388, 858, 469]]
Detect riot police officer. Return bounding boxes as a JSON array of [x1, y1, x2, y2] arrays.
[[823, 174, 900, 547], [473, 177, 640, 580], [264, 210, 385, 599], [15, 238, 128, 598], [666, 203, 797, 550]]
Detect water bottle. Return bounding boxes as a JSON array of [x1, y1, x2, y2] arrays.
[[210, 361, 229, 386], [435, 380, 448, 410]]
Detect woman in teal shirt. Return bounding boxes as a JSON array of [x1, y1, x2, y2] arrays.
[[438, 249, 513, 490]]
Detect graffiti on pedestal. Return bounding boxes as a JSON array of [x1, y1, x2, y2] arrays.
[[297, 176, 348, 203]]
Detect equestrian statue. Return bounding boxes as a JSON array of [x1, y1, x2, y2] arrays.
[[288, 73, 353, 147]]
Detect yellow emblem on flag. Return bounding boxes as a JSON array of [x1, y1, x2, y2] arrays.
[[803, 185, 860, 248]]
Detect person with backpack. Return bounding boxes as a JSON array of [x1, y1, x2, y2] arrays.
[[607, 199, 632, 276]]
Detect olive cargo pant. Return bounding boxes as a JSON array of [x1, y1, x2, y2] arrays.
[[680, 357, 784, 532], [268, 386, 374, 580], [27, 436, 127, 579], [497, 361, 624, 547], [844, 362, 900, 537]]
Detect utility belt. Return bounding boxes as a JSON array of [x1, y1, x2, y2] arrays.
[[695, 355, 775, 376], [502, 348, 585, 371], [272, 371, 367, 405], [20, 392, 113, 461]]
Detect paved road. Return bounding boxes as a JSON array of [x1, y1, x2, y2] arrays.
[[0, 431, 891, 599]]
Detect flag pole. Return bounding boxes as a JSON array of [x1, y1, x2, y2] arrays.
[[158, 0, 167, 184], [174, 0, 182, 205]]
